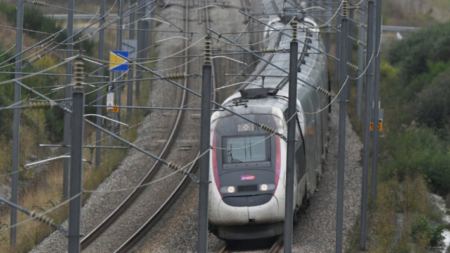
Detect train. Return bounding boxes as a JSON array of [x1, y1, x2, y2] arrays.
[[207, 9, 331, 240]]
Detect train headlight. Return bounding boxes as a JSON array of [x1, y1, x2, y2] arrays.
[[260, 184, 269, 191], [220, 186, 236, 194], [259, 183, 276, 191]]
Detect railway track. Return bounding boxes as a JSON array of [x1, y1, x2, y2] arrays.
[[114, 5, 206, 252], [80, 2, 199, 251], [78, 0, 220, 251], [112, 1, 220, 251], [80, 0, 253, 251]]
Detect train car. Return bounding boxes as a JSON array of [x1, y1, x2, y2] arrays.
[[208, 12, 331, 240]]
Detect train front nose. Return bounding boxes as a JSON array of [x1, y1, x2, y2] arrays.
[[218, 195, 282, 224]]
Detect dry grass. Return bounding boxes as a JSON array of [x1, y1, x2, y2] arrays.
[[0, 45, 154, 252]]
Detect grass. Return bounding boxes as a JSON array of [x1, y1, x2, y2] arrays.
[[0, 73, 153, 252]]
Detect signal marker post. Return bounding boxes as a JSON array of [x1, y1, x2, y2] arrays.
[[336, 1, 349, 252], [198, 36, 212, 253], [284, 18, 298, 253], [109, 51, 129, 134]]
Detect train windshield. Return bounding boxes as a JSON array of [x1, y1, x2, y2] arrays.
[[223, 135, 270, 163]]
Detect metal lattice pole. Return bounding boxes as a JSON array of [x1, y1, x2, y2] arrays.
[[356, 0, 367, 119], [360, 0, 375, 250], [336, 1, 349, 252], [95, 0, 106, 168], [127, 0, 136, 117], [63, 0, 74, 199], [371, 0, 382, 201], [284, 18, 299, 253], [197, 36, 212, 253], [68, 58, 85, 253], [10, 0, 23, 245]]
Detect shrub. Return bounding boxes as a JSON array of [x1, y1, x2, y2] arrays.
[[388, 22, 450, 82], [413, 69, 450, 132], [380, 125, 450, 195], [411, 215, 445, 247]]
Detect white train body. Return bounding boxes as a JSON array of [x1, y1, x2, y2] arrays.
[[208, 15, 330, 240]]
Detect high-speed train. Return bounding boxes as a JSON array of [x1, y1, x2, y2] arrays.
[[207, 11, 331, 240]]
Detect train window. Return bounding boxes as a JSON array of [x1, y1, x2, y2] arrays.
[[223, 135, 270, 164]]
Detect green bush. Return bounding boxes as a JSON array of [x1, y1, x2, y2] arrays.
[[411, 215, 445, 247], [413, 69, 450, 133], [388, 22, 450, 82], [0, 2, 96, 141], [381, 126, 450, 195]]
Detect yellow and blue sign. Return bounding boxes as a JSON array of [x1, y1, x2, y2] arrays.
[[109, 51, 129, 71]]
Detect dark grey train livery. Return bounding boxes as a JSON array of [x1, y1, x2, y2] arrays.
[[208, 15, 330, 240]]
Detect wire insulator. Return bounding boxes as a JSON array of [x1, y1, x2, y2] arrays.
[[74, 58, 84, 89], [342, 0, 349, 18], [359, 23, 367, 28], [347, 62, 359, 71], [317, 86, 332, 97], [260, 48, 277, 55], [291, 18, 298, 40], [32, 0, 48, 6], [260, 124, 276, 134], [347, 6, 359, 10], [168, 161, 187, 173], [166, 72, 187, 80], [28, 54, 42, 64], [30, 211, 54, 226], [29, 101, 52, 109], [204, 35, 212, 64], [357, 40, 367, 47]]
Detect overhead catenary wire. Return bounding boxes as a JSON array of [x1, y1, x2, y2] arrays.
[[0, 56, 77, 86], [0, 20, 268, 180], [0, 27, 66, 67], [208, 27, 333, 98], [0, 192, 83, 233], [27, 0, 100, 16]]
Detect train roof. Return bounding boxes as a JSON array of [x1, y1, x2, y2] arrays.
[[222, 16, 327, 114]]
